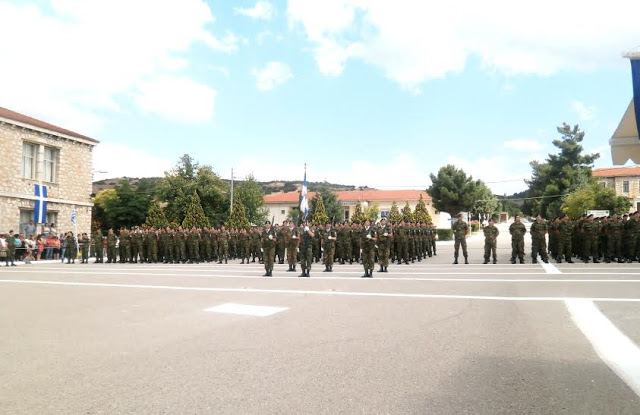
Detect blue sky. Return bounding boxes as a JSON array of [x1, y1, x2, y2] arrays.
[[1, 0, 639, 194]]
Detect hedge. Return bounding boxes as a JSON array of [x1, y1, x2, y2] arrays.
[[436, 229, 453, 241]]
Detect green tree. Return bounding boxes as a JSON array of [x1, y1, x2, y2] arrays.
[[562, 180, 631, 218], [472, 181, 498, 222], [402, 202, 414, 222], [103, 181, 150, 229], [524, 124, 599, 218], [182, 192, 210, 229], [145, 201, 169, 228], [157, 154, 230, 227], [311, 194, 329, 225], [227, 200, 251, 230], [413, 194, 432, 223], [351, 201, 366, 224], [364, 203, 380, 222], [428, 165, 477, 217], [388, 201, 403, 223], [309, 187, 342, 223], [286, 207, 301, 224], [235, 173, 269, 225], [92, 188, 118, 230]]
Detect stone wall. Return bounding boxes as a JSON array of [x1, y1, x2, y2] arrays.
[[0, 120, 95, 236]]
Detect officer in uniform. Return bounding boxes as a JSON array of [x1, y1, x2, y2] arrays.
[[530, 214, 549, 264], [483, 218, 499, 264], [361, 219, 377, 278], [322, 222, 337, 272], [509, 214, 526, 264], [260, 221, 277, 276], [376, 218, 392, 272], [452, 214, 469, 264], [298, 221, 314, 277], [286, 221, 300, 272], [93, 228, 103, 263]]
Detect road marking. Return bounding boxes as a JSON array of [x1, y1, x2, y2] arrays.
[[4, 279, 640, 302], [541, 261, 562, 274], [204, 303, 288, 316], [566, 299, 640, 397]]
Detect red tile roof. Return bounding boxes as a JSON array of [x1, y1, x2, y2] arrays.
[[593, 167, 640, 178], [0, 106, 98, 143], [264, 189, 430, 204]]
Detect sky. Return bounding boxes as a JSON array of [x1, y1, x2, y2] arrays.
[[1, 0, 639, 195]]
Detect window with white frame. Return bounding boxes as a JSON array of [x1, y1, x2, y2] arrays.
[[623, 181, 630, 193], [22, 142, 37, 179], [44, 146, 59, 183]]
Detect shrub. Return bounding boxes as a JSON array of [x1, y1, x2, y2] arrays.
[[437, 229, 453, 241]]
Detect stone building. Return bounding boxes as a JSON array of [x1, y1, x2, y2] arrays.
[[0, 107, 98, 237], [593, 167, 640, 213], [264, 189, 439, 225]]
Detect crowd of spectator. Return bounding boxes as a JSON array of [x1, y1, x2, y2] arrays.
[[1, 222, 64, 263]]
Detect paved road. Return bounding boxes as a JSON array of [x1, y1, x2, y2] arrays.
[[2, 224, 640, 414]]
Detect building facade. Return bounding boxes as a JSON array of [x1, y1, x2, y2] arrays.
[[593, 167, 640, 213], [0, 107, 98, 237], [264, 189, 439, 225]]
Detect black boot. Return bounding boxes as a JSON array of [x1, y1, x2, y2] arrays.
[[519, 257, 524, 264], [329, 266, 333, 272], [361, 270, 369, 278], [510, 258, 516, 264], [384, 266, 388, 272], [483, 259, 488, 264], [593, 257, 600, 263], [287, 265, 294, 272], [464, 257, 469, 264], [323, 265, 329, 272], [453, 258, 458, 264], [240, 259, 244, 264], [492, 258, 497, 264], [378, 266, 384, 272]]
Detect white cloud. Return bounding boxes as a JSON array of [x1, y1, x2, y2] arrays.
[[0, 0, 234, 134], [134, 76, 217, 123], [572, 100, 596, 121], [93, 143, 174, 179], [503, 138, 544, 152], [288, 0, 640, 89], [235, 1, 275, 20], [252, 62, 293, 90], [448, 155, 530, 195]]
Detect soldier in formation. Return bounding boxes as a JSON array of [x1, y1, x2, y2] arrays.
[[483, 218, 499, 264]]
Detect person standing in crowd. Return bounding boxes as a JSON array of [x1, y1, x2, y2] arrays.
[[4, 231, 17, 266], [260, 221, 277, 277], [529, 214, 549, 264], [361, 219, 377, 278], [483, 218, 499, 264], [106, 228, 117, 263], [80, 232, 90, 263], [509, 215, 527, 264], [376, 217, 392, 272], [64, 231, 76, 264], [93, 228, 103, 263], [452, 214, 469, 264], [322, 221, 337, 272], [25, 220, 36, 239], [286, 221, 300, 272], [298, 220, 314, 278]]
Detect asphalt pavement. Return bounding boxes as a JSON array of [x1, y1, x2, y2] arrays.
[[2, 223, 640, 414]]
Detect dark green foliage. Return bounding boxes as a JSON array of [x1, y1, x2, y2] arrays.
[[227, 200, 251, 230], [182, 192, 210, 229], [436, 229, 453, 241], [235, 174, 268, 225], [388, 201, 403, 224], [402, 202, 414, 222], [311, 195, 329, 225], [351, 201, 366, 224], [524, 124, 599, 218], [428, 165, 477, 217], [309, 187, 342, 224], [413, 194, 432, 223], [145, 201, 169, 228]]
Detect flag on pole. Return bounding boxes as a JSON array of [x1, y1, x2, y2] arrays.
[[70, 208, 77, 226], [300, 168, 309, 220], [631, 59, 640, 139], [34, 184, 47, 224]]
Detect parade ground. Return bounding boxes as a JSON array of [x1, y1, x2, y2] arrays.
[[2, 224, 640, 414]]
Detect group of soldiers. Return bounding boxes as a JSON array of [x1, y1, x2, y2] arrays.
[[89, 218, 439, 278]]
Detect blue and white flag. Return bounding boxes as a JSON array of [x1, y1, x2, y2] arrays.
[[70, 208, 77, 226], [34, 184, 47, 224], [300, 170, 309, 220], [631, 59, 640, 138]]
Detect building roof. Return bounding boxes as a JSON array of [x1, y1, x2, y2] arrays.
[[0, 106, 98, 144], [593, 166, 640, 178], [609, 100, 640, 165], [264, 189, 430, 204]]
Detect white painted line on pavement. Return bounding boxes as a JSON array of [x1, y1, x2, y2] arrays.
[[4, 279, 640, 302], [566, 299, 640, 397], [541, 261, 562, 274], [204, 303, 288, 316]]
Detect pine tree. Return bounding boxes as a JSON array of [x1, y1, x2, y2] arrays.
[[311, 194, 329, 225], [389, 201, 403, 224], [351, 201, 366, 224], [413, 194, 432, 223], [402, 202, 414, 222], [182, 192, 210, 229], [227, 200, 251, 230], [145, 201, 169, 228]]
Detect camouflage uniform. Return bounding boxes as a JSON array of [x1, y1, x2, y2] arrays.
[[529, 220, 549, 263], [451, 219, 469, 264], [322, 224, 337, 272], [261, 225, 277, 276], [360, 223, 377, 277], [376, 221, 392, 272], [483, 223, 499, 264]]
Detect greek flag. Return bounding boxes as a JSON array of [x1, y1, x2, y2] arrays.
[[300, 170, 309, 220], [631, 59, 640, 139], [34, 184, 47, 224], [70, 208, 77, 226]]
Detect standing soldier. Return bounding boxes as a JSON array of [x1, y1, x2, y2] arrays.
[[607, 214, 623, 263], [80, 232, 90, 263], [452, 214, 469, 264], [250, 226, 261, 263], [286, 222, 300, 272], [298, 221, 314, 278], [557, 215, 575, 263], [428, 222, 437, 256], [509, 215, 526, 264], [106, 228, 117, 263], [530, 214, 549, 264], [5, 231, 17, 266], [93, 228, 103, 263], [376, 218, 392, 272], [65, 231, 76, 264], [260, 221, 277, 276], [582, 214, 600, 263], [218, 225, 230, 264], [351, 222, 361, 264], [312, 223, 322, 263], [360, 219, 377, 278], [238, 228, 250, 264], [396, 221, 409, 265], [483, 218, 499, 264], [276, 223, 286, 264], [148, 229, 158, 263], [322, 222, 337, 272]]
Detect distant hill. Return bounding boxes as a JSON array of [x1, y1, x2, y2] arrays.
[[93, 177, 366, 195]]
